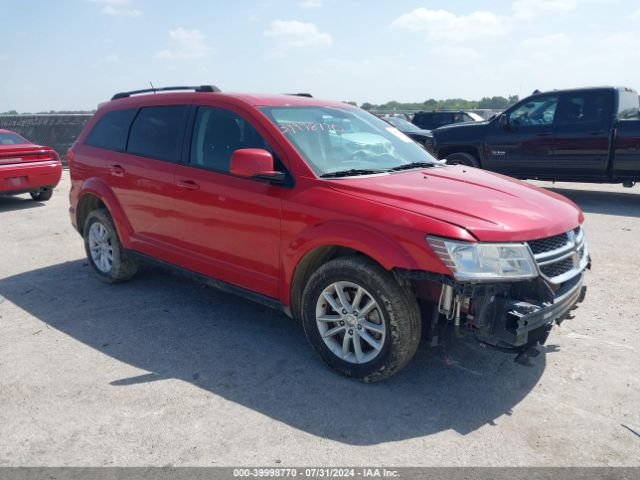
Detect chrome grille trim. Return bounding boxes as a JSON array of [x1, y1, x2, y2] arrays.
[[528, 227, 588, 284]]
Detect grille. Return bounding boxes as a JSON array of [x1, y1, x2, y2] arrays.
[[540, 257, 575, 278], [528, 233, 570, 255]]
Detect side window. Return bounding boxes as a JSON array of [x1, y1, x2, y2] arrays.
[[556, 92, 613, 125], [618, 91, 639, 119], [190, 107, 274, 173], [509, 95, 559, 127], [85, 108, 136, 151], [127, 105, 189, 162]]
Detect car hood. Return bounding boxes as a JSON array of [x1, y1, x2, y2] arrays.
[[404, 128, 431, 135], [434, 120, 489, 132], [327, 166, 583, 242]]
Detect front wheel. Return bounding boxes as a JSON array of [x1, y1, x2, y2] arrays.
[[301, 256, 421, 382], [83, 208, 138, 284]]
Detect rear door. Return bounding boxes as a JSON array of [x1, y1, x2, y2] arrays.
[[172, 105, 286, 298], [113, 104, 190, 254], [484, 94, 559, 177], [551, 89, 613, 178]]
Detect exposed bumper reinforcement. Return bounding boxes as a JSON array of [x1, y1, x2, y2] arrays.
[[482, 273, 585, 349]]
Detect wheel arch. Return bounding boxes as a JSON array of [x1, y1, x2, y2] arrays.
[[283, 223, 420, 320], [75, 177, 133, 247], [436, 145, 482, 166]]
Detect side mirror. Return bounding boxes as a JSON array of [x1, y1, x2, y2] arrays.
[[230, 149, 286, 184], [498, 114, 510, 130]]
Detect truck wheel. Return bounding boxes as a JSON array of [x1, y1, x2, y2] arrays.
[[445, 152, 480, 168], [83, 208, 138, 284], [30, 187, 53, 201], [301, 256, 421, 382]]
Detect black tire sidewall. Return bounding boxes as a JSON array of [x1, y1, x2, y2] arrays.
[[301, 257, 420, 381], [83, 209, 129, 283], [30, 188, 53, 201]]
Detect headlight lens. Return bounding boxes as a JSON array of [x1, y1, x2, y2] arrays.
[[427, 236, 538, 281]]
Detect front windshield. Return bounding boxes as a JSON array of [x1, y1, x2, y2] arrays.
[[261, 106, 438, 177], [385, 116, 421, 132]]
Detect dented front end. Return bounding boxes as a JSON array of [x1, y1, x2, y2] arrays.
[[399, 226, 591, 351]]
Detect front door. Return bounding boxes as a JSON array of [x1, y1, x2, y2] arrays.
[[172, 106, 285, 299], [484, 94, 559, 178]]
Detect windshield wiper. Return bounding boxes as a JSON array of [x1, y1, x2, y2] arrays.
[[386, 162, 438, 172], [320, 169, 386, 178]]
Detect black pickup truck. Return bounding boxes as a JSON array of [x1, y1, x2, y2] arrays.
[[426, 87, 640, 186]]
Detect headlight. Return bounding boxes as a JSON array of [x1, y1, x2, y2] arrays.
[[427, 236, 538, 282]]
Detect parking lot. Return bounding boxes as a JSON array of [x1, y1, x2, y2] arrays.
[[0, 171, 639, 466]]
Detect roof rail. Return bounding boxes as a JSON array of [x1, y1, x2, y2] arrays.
[[111, 85, 221, 100], [285, 93, 313, 98]]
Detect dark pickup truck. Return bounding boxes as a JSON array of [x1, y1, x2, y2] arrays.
[[426, 87, 640, 186]]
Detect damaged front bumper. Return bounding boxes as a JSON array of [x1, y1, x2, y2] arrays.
[[397, 260, 589, 351], [476, 273, 586, 349]]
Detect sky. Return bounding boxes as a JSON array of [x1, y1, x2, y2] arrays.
[[2, 0, 639, 112]]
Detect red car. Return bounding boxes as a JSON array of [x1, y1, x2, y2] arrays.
[[0, 129, 62, 201], [68, 86, 589, 382]]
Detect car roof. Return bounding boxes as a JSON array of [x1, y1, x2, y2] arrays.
[[531, 86, 637, 96], [103, 91, 353, 111]]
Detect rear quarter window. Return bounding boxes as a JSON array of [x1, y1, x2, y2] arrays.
[[85, 108, 137, 151], [127, 105, 189, 163], [617, 90, 640, 119]]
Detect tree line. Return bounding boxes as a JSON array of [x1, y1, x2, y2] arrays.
[[358, 95, 519, 112]]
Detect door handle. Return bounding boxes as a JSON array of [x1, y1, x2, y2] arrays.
[[587, 130, 605, 135], [176, 179, 200, 191], [536, 132, 553, 137], [108, 164, 124, 177]]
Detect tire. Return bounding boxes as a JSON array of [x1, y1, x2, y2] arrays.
[[445, 152, 480, 168], [83, 208, 138, 284], [30, 187, 53, 201], [301, 256, 421, 383]]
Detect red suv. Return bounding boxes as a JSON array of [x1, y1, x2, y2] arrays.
[[68, 86, 589, 382]]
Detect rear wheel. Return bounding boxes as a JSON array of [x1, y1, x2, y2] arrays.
[[83, 208, 138, 283], [301, 256, 421, 382], [445, 152, 480, 168], [30, 187, 53, 201]]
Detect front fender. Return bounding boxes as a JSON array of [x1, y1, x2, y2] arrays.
[[76, 177, 133, 248], [281, 221, 423, 306]]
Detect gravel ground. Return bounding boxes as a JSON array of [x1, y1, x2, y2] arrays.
[[0, 171, 639, 466]]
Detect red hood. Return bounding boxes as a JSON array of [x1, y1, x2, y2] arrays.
[[328, 165, 583, 242]]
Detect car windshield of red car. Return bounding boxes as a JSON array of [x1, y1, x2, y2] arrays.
[[261, 106, 438, 177]]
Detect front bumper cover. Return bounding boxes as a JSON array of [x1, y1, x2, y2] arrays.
[[480, 273, 586, 349], [396, 267, 587, 350]]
